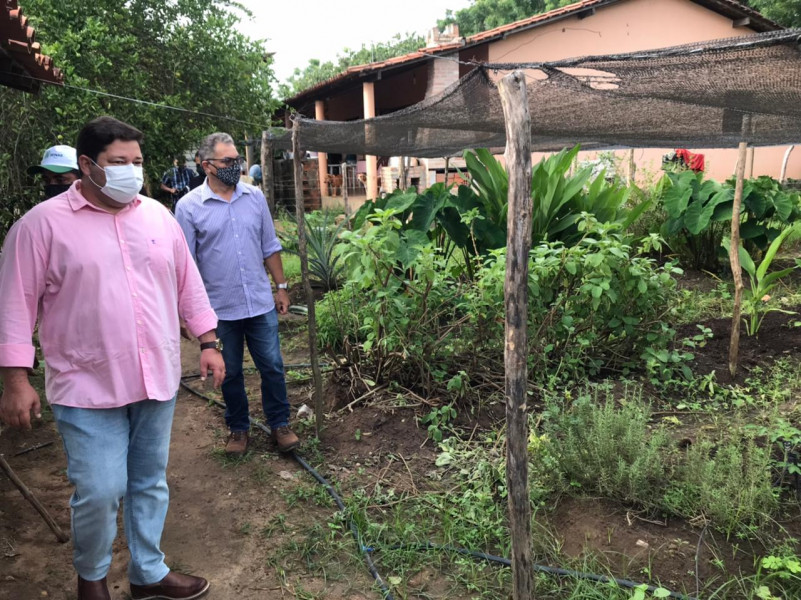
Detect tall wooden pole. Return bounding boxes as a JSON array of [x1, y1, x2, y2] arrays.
[[261, 130, 275, 214], [499, 70, 535, 600], [444, 157, 450, 187], [292, 121, 324, 435], [341, 162, 351, 228], [728, 115, 751, 378]]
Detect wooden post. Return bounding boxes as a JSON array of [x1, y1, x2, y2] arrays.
[[398, 156, 407, 191], [244, 132, 252, 171], [444, 157, 450, 187], [728, 116, 751, 378], [261, 131, 275, 214], [780, 145, 795, 183], [341, 162, 351, 228], [498, 71, 535, 600], [0, 453, 69, 543], [627, 148, 636, 185], [292, 121, 324, 436]]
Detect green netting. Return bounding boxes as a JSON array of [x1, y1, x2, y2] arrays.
[[270, 29, 801, 157]]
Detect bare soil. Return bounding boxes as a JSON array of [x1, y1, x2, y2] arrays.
[[1, 302, 800, 599]]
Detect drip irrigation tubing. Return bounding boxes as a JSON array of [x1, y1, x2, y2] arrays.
[[179, 377, 699, 600]]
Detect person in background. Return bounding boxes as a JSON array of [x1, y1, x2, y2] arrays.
[[175, 131, 299, 456], [0, 116, 224, 600], [160, 155, 192, 210], [188, 151, 205, 190], [27, 144, 81, 199], [239, 163, 254, 185], [248, 162, 262, 187]]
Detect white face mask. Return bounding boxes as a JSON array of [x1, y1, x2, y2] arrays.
[[90, 161, 144, 205]]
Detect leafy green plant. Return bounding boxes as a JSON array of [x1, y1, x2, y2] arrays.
[[734, 175, 801, 255], [660, 170, 733, 271], [725, 224, 800, 335], [280, 211, 347, 291], [422, 404, 457, 442]]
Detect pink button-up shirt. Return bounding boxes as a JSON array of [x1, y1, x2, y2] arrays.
[[0, 182, 217, 409]]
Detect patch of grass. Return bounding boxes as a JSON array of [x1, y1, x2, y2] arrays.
[[282, 253, 301, 284], [209, 446, 253, 467]]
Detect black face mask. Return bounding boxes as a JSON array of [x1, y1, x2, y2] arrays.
[[44, 183, 71, 199]]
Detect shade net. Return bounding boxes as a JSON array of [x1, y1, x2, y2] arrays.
[[271, 29, 801, 157]]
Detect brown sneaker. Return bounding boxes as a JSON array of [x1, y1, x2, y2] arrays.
[[224, 430, 248, 456], [130, 571, 209, 599], [272, 425, 299, 452]]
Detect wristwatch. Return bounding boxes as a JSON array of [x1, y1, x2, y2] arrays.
[[200, 338, 223, 352], [276, 282, 289, 290]]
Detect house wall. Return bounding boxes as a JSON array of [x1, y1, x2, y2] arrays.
[[485, 0, 801, 181], [425, 51, 460, 97]]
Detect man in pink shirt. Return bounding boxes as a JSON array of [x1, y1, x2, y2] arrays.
[[0, 116, 224, 600]]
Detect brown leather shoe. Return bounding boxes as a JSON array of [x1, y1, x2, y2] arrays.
[[78, 576, 110, 600], [272, 425, 299, 452], [130, 571, 210, 600], [225, 430, 248, 456]]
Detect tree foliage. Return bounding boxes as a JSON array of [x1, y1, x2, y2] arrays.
[[437, 0, 578, 36], [0, 0, 279, 238], [279, 33, 423, 98]]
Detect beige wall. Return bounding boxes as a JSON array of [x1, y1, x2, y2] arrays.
[[489, 0, 799, 181]]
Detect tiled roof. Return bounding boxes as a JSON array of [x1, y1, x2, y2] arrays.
[[285, 0, 781, 104], [0, 0, 63, 92]]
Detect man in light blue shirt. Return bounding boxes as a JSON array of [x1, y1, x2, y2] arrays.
[[175, 132, 298, 455]]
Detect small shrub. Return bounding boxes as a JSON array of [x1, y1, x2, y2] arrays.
[[546, 392, 673, 505], [665, 436, 778, 534]]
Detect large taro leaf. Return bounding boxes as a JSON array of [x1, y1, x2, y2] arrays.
[[684, 188, 730, 235]]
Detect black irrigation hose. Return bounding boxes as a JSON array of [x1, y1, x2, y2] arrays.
[[179, 379, 697, 600], [178, 379, 394, 599]]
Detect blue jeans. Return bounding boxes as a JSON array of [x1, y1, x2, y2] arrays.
[[216, 310, 289, 432], [51, 398, 175, 585]]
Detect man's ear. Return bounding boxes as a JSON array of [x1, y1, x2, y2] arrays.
[[77, 155, 95, 177]]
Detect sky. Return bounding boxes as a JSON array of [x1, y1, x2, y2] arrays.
[[235, 0, 474, 84]]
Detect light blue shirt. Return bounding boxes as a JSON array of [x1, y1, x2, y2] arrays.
[[175, 180, 282, 321]]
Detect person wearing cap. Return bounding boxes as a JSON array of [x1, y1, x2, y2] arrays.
[[28, 145, 81, 199]]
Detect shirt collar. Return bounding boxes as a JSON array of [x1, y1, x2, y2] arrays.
[[66, 180, 142, 213], [200, 179, 252, 204]]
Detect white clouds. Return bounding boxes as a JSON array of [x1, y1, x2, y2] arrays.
[[235, 0, 472, 83]]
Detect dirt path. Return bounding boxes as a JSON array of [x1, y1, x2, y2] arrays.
[[0, 329, 374, 600]]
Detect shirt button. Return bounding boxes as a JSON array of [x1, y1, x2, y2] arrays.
[[120, 240, 125, 244], [140, 348, 146, 353], [132, 292, 137, 297], [126, 267, 131, 271], [136, 320, 142, 325]]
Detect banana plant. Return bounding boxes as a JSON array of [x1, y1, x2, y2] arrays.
[[725, 224, 800, 336]]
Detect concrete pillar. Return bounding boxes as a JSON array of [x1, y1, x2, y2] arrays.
[[363, 81, 378, 199], [315, 100, 328, 199]]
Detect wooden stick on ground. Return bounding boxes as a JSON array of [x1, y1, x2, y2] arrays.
[[0, 453, 69, 543]]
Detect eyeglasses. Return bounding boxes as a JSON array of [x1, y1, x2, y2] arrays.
[[206, 156, 245, 168]]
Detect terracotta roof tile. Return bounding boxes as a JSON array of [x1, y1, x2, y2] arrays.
[[286, 0, 781, 105], [1, 0, 63, 92]]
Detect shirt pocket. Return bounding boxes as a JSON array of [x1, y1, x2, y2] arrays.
[[147, 237, 174, 275]]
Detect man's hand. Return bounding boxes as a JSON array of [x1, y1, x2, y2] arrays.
[[199, 349, 225, 388], [275, 288, 290, 315], [0, 379, 41, 429]]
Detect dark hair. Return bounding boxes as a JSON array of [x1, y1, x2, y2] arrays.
[[76, 116, 143, 162]]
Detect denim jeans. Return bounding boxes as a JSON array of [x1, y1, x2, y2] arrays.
[[216, 309, 289, 432], [51, 398, 175, 585]]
